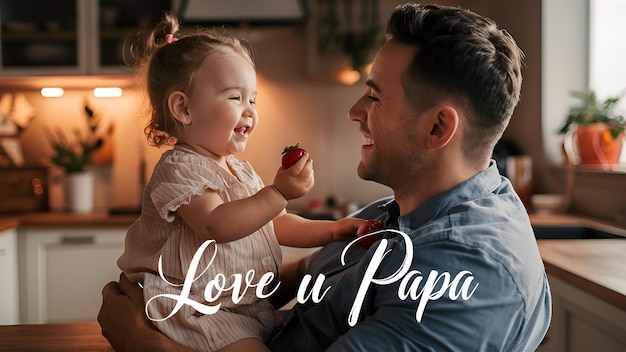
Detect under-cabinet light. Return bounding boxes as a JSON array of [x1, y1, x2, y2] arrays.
[[41, 88, 64, 98], [337, 68, 361, 86], [363, 63, 373, 75], [93, 87, 123, 98]]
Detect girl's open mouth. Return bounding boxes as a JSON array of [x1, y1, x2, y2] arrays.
[[234, 126, 251, 136]]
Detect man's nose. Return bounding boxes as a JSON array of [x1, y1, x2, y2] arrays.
[[348, 95, 366, 121]]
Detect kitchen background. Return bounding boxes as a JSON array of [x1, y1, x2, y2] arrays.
[[0, 0, 625, 225], [2, 2, 626, 346]]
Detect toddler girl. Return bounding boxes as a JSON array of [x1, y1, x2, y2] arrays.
[[117, 13, 365, 352]]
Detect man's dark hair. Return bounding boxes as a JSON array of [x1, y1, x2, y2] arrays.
[[386, 3, 524, 165]]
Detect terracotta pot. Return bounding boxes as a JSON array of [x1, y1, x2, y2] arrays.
[[565, 123, 623, 165]]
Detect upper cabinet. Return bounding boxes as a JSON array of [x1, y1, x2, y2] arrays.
[[97, 0, 171, 74], [0, 0, 170, 77], [0, 0, 80, 76]]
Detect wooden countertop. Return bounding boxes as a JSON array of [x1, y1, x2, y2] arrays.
[[0, 321, 113, 351], [2, 211, 622, 232], [538, 239, 626, 310], [0, 212, 138, 232], [0, 216, 19, 232]]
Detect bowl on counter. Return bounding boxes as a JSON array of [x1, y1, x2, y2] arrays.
[[531, 194, 567, 215]]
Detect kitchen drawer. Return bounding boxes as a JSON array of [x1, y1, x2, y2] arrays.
[[18, 227, 126, 323]]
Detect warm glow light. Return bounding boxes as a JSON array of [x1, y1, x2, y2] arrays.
[[337, 68, 361, 85], [363, 63, 373, 75], [93, 87, 123, 98], [40, 87, 64, 97]]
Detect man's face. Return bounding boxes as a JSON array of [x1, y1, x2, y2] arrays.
[[348, 40, 428, 188]]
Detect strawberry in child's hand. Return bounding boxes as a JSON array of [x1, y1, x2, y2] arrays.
[[357, 220, 385, 249], [282, 143, 307, 168]]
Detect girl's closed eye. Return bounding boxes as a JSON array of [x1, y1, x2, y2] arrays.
[[230, 95, 242, 102]]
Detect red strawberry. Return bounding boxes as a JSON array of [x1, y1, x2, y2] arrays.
[[282, 143, 307, 168], [357, 220, 385, 249]]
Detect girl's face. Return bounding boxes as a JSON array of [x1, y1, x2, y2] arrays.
[[181, 48, 257, 160]]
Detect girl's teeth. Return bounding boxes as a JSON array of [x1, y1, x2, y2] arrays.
[[363, 137, 374, 145]]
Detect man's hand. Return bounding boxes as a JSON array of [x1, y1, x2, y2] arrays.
[[98, 273, 193, 352]]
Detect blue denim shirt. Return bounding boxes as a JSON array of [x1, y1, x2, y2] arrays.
[[269, 162, 551, 351]]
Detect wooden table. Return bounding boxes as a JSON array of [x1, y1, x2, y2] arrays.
[[0, 322, 113, 351]]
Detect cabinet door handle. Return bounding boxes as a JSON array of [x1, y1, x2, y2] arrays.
[[61, 236, 95, 245]]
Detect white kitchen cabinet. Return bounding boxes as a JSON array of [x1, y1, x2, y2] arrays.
[[0, 227, 19, 325], [18, 227, 126, 323], [0, 0, 169, 76], [537, 275, 626, 352]]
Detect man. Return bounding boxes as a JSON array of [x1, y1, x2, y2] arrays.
[[98, 3, 551, 351]]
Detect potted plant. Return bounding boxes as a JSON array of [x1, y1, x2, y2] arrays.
[[558, 90, 625, 165], [48, 103, 106, 213]]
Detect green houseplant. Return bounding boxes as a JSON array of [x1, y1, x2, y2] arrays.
[[48, 103, 107, 213], [558, 90, 625, 165], [48, 104, 104, 173]]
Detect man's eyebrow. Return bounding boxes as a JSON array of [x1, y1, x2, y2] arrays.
[[365, 79, 381, 93]]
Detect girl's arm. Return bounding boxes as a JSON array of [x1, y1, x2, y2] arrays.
[[273, 211, 366, 248], [177, 155, 313, 243], [177, 186, 286, 243]]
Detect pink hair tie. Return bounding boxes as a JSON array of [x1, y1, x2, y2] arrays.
[[166, 34, 178, 44]]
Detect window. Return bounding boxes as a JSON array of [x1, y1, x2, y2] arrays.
[[589, 0, 626, 123], [542, 0, 625, 166], [590, 0, 625, 164]]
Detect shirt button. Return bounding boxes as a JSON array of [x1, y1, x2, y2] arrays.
[[261, 256, 271, 266]]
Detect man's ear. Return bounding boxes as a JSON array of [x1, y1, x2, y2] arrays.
[[426, 105, 459, 149], [168, 91, 191, 125]]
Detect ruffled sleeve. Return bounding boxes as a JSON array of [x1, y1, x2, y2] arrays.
[[150, 149, 228, 222]]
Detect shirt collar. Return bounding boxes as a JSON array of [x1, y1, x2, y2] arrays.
[[387, 160, 502, 233]]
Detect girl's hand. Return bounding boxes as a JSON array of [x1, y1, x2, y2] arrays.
[[272, 153, 314, 200], [331, 217, 368, 243]]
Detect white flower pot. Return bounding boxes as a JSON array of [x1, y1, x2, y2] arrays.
[[64, 171, 94, 213]]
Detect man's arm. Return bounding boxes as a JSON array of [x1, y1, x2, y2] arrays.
[[98, 273, 194, 352]]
